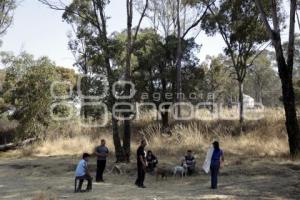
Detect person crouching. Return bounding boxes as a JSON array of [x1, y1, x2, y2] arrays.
[[75, 153, 93, 192], [183, 150, 196, 175], [146, 150, 158, 173]]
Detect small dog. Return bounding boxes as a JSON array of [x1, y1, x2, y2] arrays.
[[173, 164, 187, 178], [108, 164, 126, 174], [155, 167, 169, 181]]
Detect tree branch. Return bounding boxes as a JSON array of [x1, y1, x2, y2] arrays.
[[38, 0, 99, 28], [206, 2, 236, 67], [255, 0, 274, 39], [182, 0, 216, 39], [133, 0, 149, 42], [248, 41, 272, 67]]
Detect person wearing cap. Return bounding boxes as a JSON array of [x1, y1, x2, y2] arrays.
[[210, 141, 224, 189]]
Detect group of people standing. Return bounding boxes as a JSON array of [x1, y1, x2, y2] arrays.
[[74, 139, 224, 192]]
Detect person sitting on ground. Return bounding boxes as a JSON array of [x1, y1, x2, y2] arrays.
[[182, 150, 196, 175], [75, 153, 93, 192], [146, 150, 158, 172]]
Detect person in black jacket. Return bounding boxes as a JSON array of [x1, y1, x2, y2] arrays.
[[135, 139, 147, 188], [146, 150, 158, 172]]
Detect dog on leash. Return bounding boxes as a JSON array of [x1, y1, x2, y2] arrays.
[[155, 167, 169, 181], [173, 164, 187, 178]]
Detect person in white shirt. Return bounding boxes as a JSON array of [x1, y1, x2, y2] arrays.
[[75, 153, 92, 192]]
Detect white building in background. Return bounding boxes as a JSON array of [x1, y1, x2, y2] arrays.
[[243, 94, 255, 108]]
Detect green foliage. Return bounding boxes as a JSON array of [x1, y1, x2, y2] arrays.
[[199, 55, 234, 102], [1, 52, 77, 139], [0, 0, 16, 37], [64, 0, 123, 110], [129, 29, 201, 103], [0, 52, 35, 111], [201, 0, 270, 82], [245, 52, 281, 106]]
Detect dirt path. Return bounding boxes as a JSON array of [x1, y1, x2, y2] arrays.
[[0, 155, 300, 200]]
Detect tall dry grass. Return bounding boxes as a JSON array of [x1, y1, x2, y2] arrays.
[[23, 108, 289, 158], [141, 121, 288, 157], [22, 118, 115, 156], [141, 108, 288, 157]]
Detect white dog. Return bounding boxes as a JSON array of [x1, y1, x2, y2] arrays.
[[173, 164, 187, 178]]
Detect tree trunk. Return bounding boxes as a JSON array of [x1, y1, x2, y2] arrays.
[[277, 55, 300, 157], [3, 134, 7, 145], [123, 118, 131, 162], [176, 0, 182, 117], [123, 0, 133, 163], [281, 74, 300, 156], [259, 89, 263, 104], [83, 99, 89, 119], [161, 111, 169, 129], [238, 81, 244, 125], [123, 0, 147, 162], [112, 116, 125, 162], [273, 25, 300, 157], [255, 0, 300, 158]]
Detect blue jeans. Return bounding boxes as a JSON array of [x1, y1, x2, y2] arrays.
[[210, 161, 220, 189]]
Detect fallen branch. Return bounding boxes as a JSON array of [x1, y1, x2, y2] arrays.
[[0, 138, 36, 152], [0, 143, 17, 151]]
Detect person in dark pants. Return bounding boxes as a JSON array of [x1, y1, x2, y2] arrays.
[[135, 139, 147, 188], [75, 153, 92, 192], [182, 150, 196, 175], [210, 141, 224, 189], [146, 150, 158, 172], [95, 139, 109, 182]]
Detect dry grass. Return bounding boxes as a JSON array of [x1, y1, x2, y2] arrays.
[[21, 108, 289, 158], [140, 121, 288, 157], [32, 191, 57, 200], [19, 119, 115, 156], [141, 108, 288, 157], [32, 135, 102, 156]]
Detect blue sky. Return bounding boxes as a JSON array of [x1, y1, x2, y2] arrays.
[[0, 0, 294, 68]]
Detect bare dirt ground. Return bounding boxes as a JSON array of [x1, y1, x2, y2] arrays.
[[0, 154, 300, 200]]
